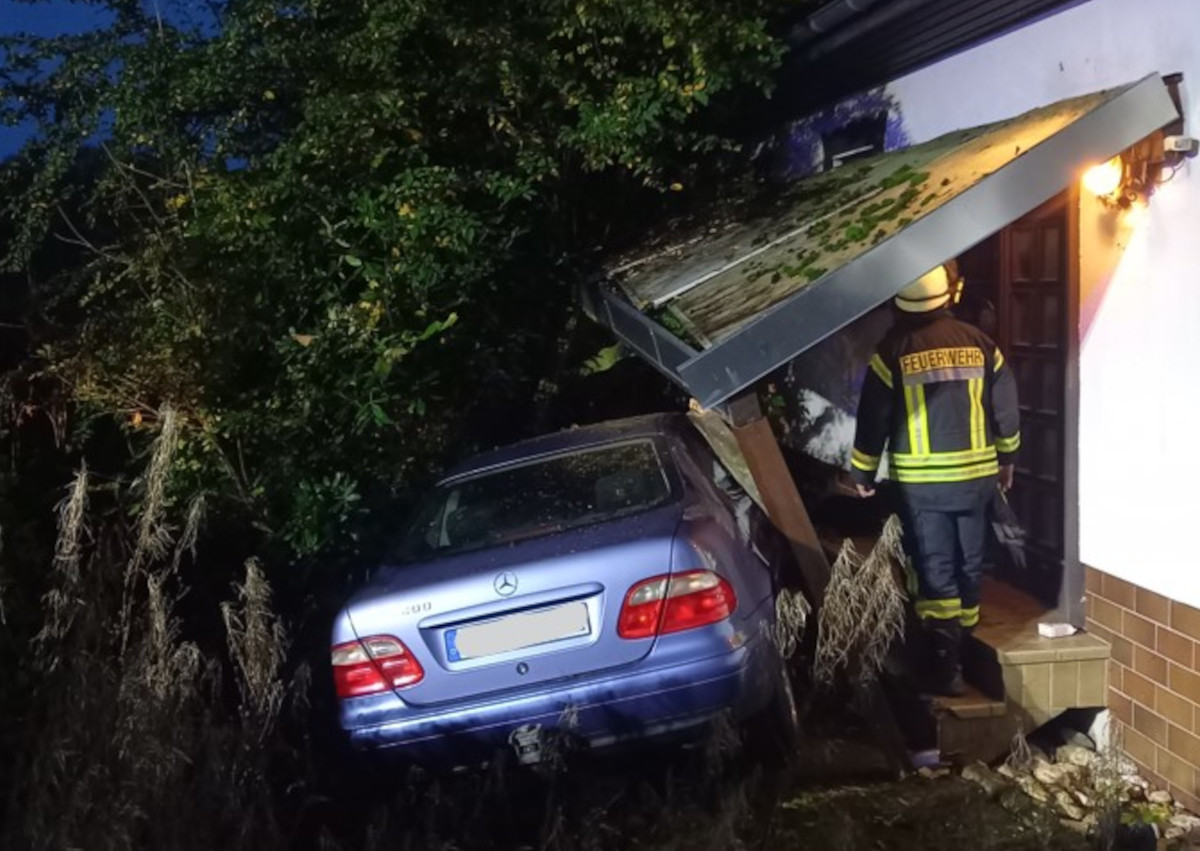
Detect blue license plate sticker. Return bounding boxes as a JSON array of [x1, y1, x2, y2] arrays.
[[445, 628, 461, 662]]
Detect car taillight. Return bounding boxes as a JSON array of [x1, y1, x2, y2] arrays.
[[331, 635, 424, 698], [617, 570, 737, 640]]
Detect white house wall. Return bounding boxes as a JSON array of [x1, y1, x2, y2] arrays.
[[879, 0, 1200, 607]]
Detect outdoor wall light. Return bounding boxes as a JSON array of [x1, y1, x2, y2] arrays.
[[1087, 134, 1199, 208], [1083, 149, 1161, 209], [1082, 156, 1124, 198]]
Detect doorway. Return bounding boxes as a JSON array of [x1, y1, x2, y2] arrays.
[[957, 194, 1078, 615]]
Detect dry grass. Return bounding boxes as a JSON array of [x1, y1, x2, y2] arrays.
[[223, 557, 288, 740], [1089, 719, 1127, 851], [1005, 725, 1034, 774], [120, 404, 179, 655], [34, 461, 89, 660], [771, 586, 811, 661], [814, 515, 907, 685], [132, 403, 179, 569], [171, 492, 206, 574], [2, 409, 297, 851]]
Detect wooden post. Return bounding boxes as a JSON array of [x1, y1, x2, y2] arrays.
[[726, 390, 911, 775], [725, 392, 829, 604]]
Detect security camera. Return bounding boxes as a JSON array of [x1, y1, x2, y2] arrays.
[[1164, 135, 1199, 156]]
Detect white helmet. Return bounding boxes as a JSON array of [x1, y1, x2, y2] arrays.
[[895, 265, 953, 313]]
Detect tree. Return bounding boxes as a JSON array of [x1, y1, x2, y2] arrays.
[[0, 6, 815, 847], [1, 0, 795, 559]]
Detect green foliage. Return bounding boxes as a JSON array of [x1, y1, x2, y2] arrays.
[[647, 305, 701, 349], [579, 343, 626, 377], [1121, 802, 1172, 826], [1, 0, 793, 558]]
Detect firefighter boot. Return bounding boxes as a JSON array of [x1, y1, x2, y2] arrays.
[[925, 621, 968, 697]]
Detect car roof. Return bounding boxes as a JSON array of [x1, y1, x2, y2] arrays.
[[440, 412, 687, 484]]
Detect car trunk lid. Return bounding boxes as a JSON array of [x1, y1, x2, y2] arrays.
[[344, 503, 683, 706]]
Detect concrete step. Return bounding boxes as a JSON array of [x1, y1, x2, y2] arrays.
[[966, 578, 1110, 729], [933, 684, 1008, 720], [931, 684, 1021, 765]]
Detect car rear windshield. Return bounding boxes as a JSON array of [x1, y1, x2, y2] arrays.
[[391, 439, 675, 562]]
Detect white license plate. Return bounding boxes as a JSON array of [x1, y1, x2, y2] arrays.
[[447, 602, 589, 661]]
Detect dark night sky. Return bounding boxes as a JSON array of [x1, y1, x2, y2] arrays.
[[1, 0, 117, 158]]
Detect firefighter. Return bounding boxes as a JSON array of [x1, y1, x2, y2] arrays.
[[849, 262, 1020, 696]]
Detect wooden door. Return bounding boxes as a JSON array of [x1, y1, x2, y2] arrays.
[[997, 200, 1070, 607]]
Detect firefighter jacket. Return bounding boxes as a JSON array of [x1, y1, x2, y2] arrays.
[[850, 310, 1020, 508]]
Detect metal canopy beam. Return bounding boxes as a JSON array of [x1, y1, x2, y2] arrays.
[[672, 73, 1178, 408], [582, 284, 698, 386]]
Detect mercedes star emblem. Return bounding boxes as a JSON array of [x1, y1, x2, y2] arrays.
[[494, 571, 518, 596]]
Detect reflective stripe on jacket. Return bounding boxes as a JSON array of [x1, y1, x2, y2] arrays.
[[850, 310, 1020, 490]]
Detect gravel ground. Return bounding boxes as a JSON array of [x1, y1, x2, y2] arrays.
[[769, 778, 1091, 851]]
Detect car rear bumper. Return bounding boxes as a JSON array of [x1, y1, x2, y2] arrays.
[[342, 635, 774, 760]]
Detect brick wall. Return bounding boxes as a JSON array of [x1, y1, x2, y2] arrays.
[[1086, 567, 1200, 811]]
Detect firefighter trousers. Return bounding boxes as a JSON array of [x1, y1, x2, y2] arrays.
[[900, 502, 988, 629]]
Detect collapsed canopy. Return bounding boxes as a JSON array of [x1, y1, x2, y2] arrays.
[[586, 74, 1179, 409]]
